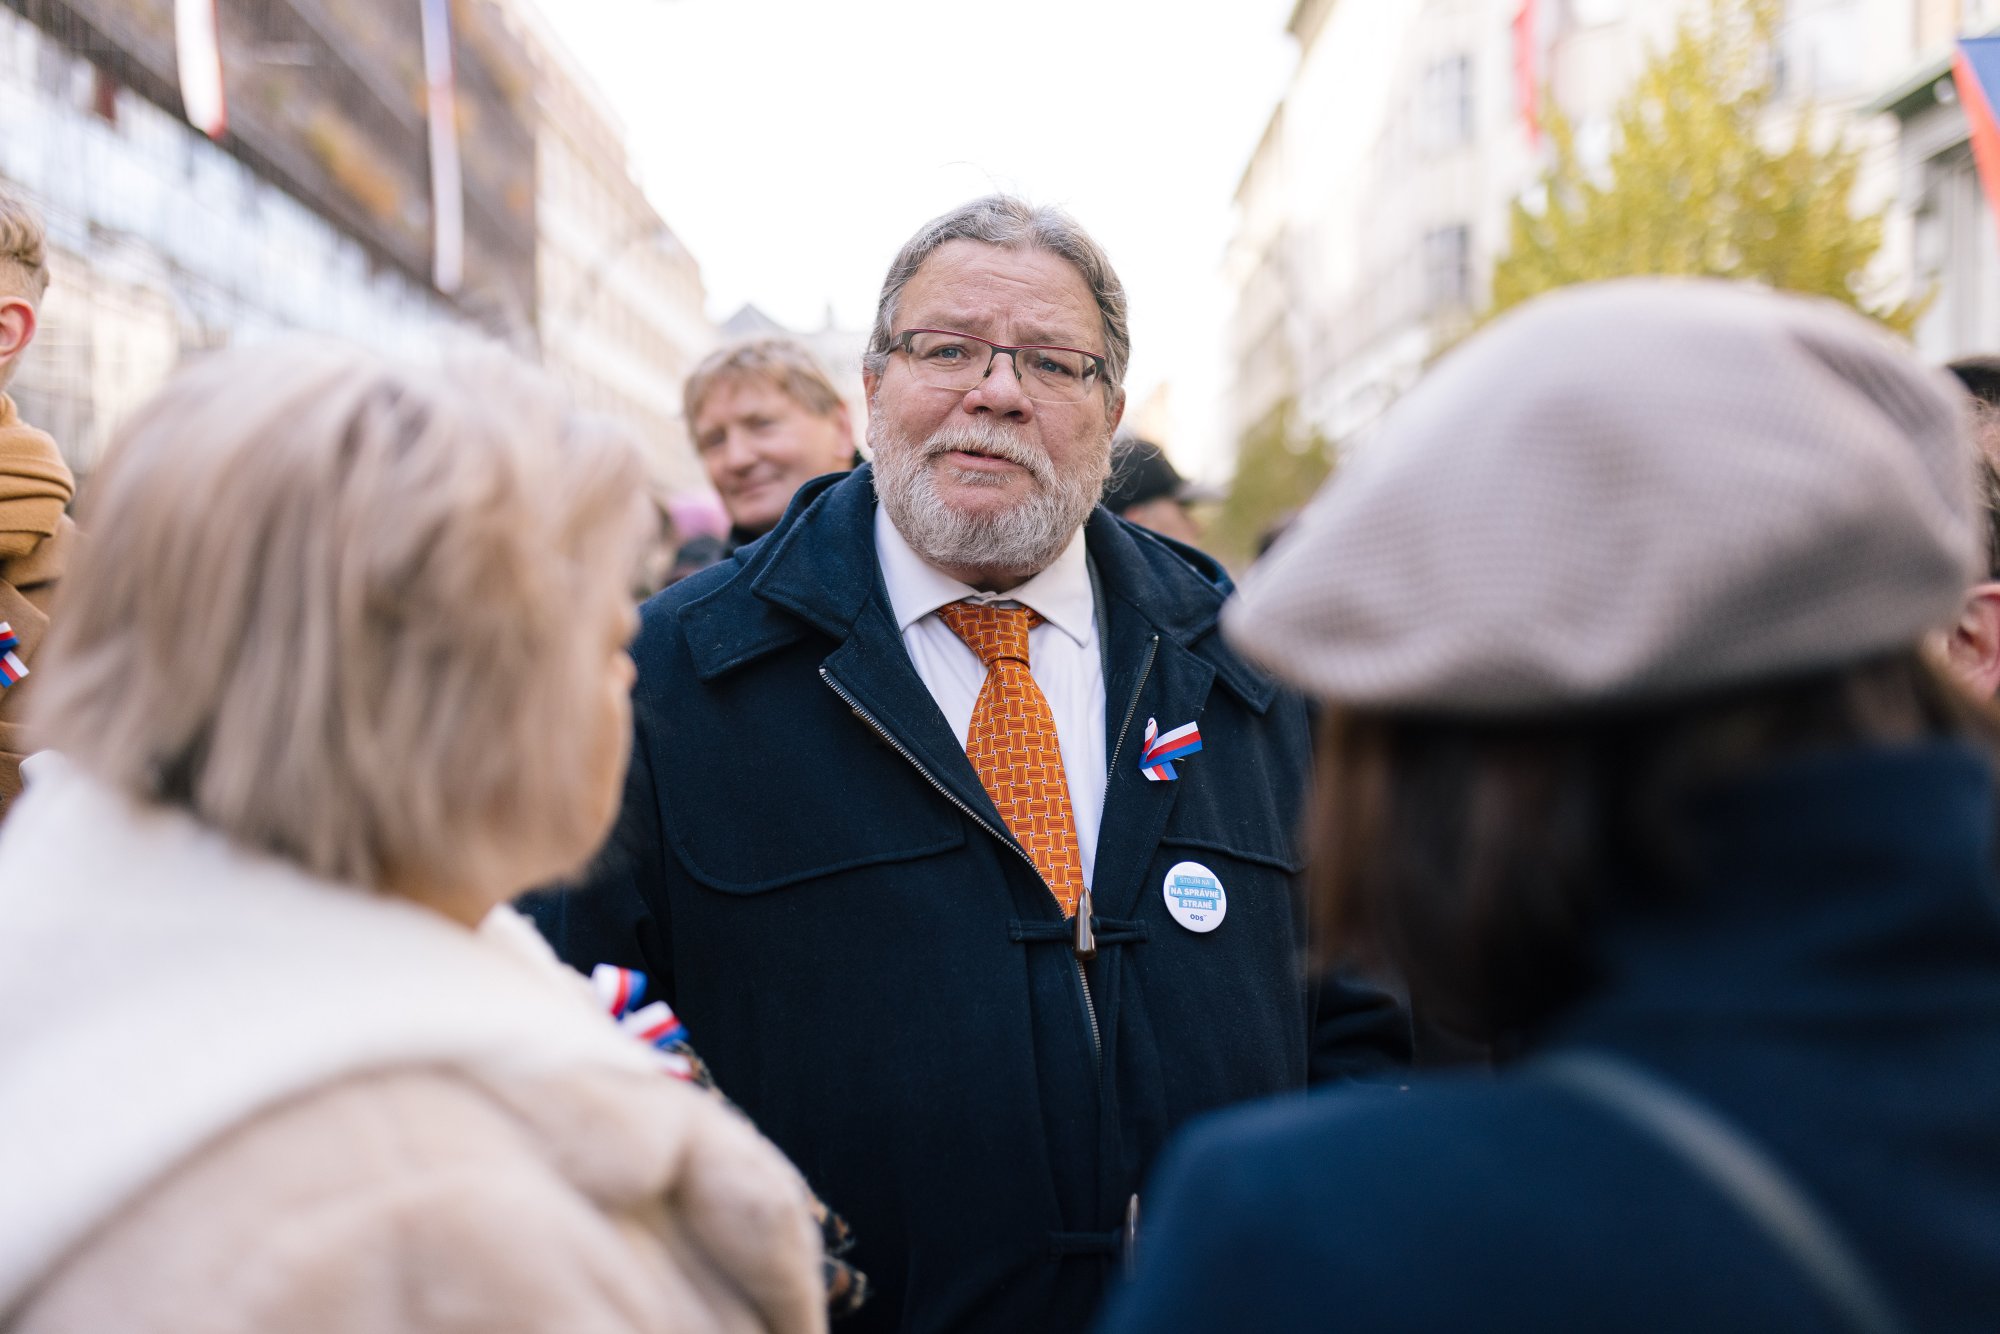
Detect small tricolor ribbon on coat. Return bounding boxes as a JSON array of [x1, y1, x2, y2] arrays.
[[588, 963, 870, 1315], [591, 963, 697, 1080], [0, 623, 26, 689], [1140, 717, 1202, 781]]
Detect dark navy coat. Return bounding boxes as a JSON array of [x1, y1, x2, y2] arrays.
[[1096, 742, 2000, 1333], [527, 467, 1410, 1334]]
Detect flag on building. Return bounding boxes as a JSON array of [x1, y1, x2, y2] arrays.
[[1512, 0, 1542, 145], [1954, 38, 2000, 247], [419, 0, 465, 295], [173, 0, 226, 140]]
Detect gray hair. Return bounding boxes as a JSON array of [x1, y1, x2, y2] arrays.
[[864, 196, 1130, 400]]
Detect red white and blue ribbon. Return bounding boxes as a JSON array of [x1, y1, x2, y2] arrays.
[[0, 623, 26, 689], [590, 963, 694, 1078], [1140, 717, 1202, 781]]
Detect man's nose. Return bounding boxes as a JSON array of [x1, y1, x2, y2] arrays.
[[961, 349, 1034, 419], [717, 430, 759, 475]]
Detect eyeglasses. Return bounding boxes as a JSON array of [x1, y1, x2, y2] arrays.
[[890, 328, 1109, 404]]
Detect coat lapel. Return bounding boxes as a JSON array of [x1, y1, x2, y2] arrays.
[[749, 468, 1008, 837], [1086, 516, 1221, 921], [1093, 622, 1214, 920], [819, 596, 1006, 836]]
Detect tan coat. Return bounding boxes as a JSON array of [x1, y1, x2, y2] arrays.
[[0, 392, 74, 818], [14, 1063, 827, 1334]]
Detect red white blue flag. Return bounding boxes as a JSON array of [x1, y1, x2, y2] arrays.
[[174, 0, 227, 140], [1512, 0, 1546, 146], [1140, 717, 1202, 782], [1955, 39, 2000, 250], [0, 622, 25, 689]]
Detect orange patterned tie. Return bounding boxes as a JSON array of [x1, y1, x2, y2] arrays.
[[935, 599, 1086, 918]]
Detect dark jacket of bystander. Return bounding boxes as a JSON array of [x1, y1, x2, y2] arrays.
[[1096, 741, 2000, 1333]]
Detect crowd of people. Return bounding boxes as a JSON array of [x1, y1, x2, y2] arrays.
[[0, 179, 1997, 1334]]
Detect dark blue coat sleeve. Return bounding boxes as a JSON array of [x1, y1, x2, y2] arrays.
[[518, 707, 673, 990]]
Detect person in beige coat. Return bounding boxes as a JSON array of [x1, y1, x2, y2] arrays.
[[0, 185, 75, 821], [0, 342, 827, 1334]]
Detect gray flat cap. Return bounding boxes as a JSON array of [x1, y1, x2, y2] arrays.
[[1225, 279, 1980, 714]]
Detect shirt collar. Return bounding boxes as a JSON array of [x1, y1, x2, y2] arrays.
[[874, 503, 1094, 648]]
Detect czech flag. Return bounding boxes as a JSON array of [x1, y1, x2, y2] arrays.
[[0, 621, 25, 689], [1954, 39, 2000, 246], [1140, 717, 1203, 782]]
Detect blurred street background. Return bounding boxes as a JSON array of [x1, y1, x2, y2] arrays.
[[4, 0, 1999, 565]]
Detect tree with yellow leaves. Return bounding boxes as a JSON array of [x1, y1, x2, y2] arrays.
[[1491, 0, 1917, 331]]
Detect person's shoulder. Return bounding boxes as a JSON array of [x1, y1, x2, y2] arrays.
[[1101, 1077, 1610, 1334], [1092, 507, 1234, 603], [1164, 1073, 1559, 1200], [1165, 1075, 1627, 1253]]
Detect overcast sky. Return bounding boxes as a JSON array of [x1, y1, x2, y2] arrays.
[[527, 0, 1299, 479]]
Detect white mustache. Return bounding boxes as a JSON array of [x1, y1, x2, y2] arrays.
[[921, 425, 1050, 479]]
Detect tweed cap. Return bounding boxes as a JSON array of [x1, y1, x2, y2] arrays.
[[1225, 279, 1981, 714]]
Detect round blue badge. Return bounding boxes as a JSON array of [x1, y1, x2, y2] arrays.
[[1163, 860, 1226, 933]]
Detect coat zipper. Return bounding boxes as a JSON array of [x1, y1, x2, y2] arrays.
[[1106, 635, 1161, 785], [820, 667, 1103, 1065]]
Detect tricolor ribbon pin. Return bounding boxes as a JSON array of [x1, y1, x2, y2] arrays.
[[590, 962, 647, 1018], [0, 622, 25, 689], [1140, 717, 1202, 781], [590, 963, 699, 1079], [620, 999, 689, 1051]]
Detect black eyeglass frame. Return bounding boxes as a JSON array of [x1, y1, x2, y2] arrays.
[[890, 328, 1110, 402]]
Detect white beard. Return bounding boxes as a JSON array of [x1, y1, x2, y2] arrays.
[[870, 415, 1109, 583]]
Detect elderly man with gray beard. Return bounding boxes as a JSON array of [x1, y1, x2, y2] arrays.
[[526, 196, 1410, 1334]]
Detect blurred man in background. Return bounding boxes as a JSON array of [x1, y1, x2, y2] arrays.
[[1941, 355, 2000, 697], [0, 186, 72, 822], [686, 336, 857, 554], [1101, 435, 1205, 547]]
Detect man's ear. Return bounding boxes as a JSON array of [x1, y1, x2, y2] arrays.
[[861, 368, 880, 405], [0, 298, 38, 372], [1106, 387, 1125, 436], [1946, 583, 2000, 698]]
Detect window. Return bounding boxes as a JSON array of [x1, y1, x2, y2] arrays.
[[1569, 0, 1627, 25], [1774, 0, 1863, 99], [1423, 225, 1472, 315], [1418, 55, 1474, 154]]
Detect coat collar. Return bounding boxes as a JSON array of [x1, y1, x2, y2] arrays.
[[680, 465, 1276, 714]]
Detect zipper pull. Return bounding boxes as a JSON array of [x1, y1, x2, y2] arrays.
[[1072, 885, 1097, 961]]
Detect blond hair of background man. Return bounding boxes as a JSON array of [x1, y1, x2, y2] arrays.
[[0, 184, 76, 820]]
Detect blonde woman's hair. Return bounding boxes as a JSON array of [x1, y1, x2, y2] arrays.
[[34, 339, 651, 896], [0, 185, 50, 303], [683, 336, 845, 430]]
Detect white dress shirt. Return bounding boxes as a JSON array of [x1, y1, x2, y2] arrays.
[[874, 504, 1108, 888]]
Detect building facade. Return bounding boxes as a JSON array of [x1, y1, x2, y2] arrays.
[[1876, 0, 2000, 361], [504, 0, 713, 490], [0, 0, 539, 477], [1230, 0, 1923, 458]]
